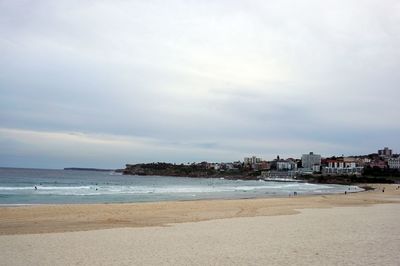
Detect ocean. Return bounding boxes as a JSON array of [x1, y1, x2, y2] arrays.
[[0, 168, 362, 204]]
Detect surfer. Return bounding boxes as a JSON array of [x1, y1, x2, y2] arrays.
[[34, 186, 37, 190]]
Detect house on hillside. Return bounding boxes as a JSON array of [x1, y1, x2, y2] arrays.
[[323, 157, 363, 175]]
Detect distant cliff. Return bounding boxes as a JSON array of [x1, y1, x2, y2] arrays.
[[122, 163, 257, 179]]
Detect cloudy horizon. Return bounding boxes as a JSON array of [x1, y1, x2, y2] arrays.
[[1, 0, 399, 169]]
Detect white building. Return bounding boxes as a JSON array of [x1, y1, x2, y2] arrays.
[[312, 164, 321, 172], [244, 156, 261, 165], [323, 158, 362, 175], [276, 160, 297, 171], [301, 152, 321, 169], [388, 157, 400, 169], [213, 163, 220, 170]]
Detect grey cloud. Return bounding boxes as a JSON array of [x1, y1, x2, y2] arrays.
[[0, 0, 399, 167]]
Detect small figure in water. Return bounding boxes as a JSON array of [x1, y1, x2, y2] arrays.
[[34, 186, 37, 190], [294, 191, 297, 196]]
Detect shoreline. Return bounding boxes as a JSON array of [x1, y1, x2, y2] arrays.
[[0, 184, 399, 235], [0, 183, 364, 207], [0, 187, 364, 207]]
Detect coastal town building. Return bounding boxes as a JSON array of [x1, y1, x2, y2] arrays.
[[224, 163, 235, 171], [244, 156, 261, 165], [378, 147, 392, 157], [388, 157, 400, 169], [257, 161, 270, 170], [356, 158, 371, 167], [368, 160, 387, 169], [323, 157, 363, 175], [213, 163, 221, 170], [312, 164, 321, 172], [301, 152, 321, 170], [244, 156, 263, 170], [276, 159, 297, 171]]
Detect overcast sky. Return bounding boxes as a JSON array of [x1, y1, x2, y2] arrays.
[[1, 0, 399, 169]]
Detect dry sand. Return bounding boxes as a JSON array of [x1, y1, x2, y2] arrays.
[[0, 184, 399, 265]]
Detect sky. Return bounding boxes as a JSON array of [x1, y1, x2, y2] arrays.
[[1, 0, 399, 169]]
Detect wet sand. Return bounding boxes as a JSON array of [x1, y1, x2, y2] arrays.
[[0, 184, 399, 265]]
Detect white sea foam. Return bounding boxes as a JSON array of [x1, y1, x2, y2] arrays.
[[0, 186, 91, 190], [109, 172, 122, 176], [0, 183, 358, 197], [0, 184, 293, 195]]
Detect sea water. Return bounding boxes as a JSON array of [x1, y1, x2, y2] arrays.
[[0, 168, 362, 205]]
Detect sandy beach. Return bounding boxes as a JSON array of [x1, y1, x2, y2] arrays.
[[1, 184, 399, 265]]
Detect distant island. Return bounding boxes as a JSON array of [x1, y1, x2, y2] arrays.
[[64, 167, 115, 172]]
